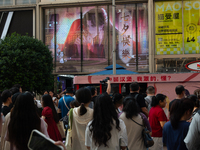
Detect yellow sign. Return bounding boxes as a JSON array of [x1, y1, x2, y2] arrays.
[[183, 1, 200, 54], [155, 1, 183, 55]]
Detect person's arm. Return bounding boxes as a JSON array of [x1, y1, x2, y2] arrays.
[[184, 113, 200, 149], [159, 121, 166, 128], [42, 116, 45, 120], [141, 107, 149, 118], [55, 141, 67, 150], [140, 112, 151, 132], [85, 122, 92, 150], [106, 80, 111, 95]]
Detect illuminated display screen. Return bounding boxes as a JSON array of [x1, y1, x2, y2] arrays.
[[44, 4, 149, 73]]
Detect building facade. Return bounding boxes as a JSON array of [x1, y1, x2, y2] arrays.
[[0, 0, 200, 76]]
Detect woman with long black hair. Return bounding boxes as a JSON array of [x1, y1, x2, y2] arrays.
[[5, 92, 49, 150], [85, 93, 128, 150], [41, 94, 62, 141], [120, 96, 151, 150], [163, 98, 194, 150]]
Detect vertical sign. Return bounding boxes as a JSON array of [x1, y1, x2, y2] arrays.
[[118, 9, 133, 63], [155, 2, 183, 55], [183, 1, 200, 54]]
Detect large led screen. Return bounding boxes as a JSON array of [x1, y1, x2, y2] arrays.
[[44, 4, 149, 73]]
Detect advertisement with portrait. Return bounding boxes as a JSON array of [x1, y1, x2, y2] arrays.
[[44, 4, 149, 73]]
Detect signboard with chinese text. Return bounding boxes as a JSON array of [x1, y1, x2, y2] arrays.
[[183, 1, 200, 54], [155, 1, 183, 55]]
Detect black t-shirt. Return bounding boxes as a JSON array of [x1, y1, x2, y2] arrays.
[[169, 99, 179, 112], [2, 106, 10, 116], [92, 96, 97, 104], [129, 92, 146, 109]]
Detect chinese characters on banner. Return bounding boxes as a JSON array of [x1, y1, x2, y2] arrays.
[[118, 9, 133, 64], [183, 1, 200, 54], [108, 75, 172, 83], [155, 2, 183, 55]]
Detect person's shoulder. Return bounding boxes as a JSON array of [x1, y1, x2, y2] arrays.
[[163, 121, 171, 129]]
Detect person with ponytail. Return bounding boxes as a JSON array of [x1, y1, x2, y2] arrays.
[[149, 94, 167, 150], [120, 96, 151, 150], [85, 93, 128, 150], [163, 98, 194, 150], [71, 87, 93, 150]]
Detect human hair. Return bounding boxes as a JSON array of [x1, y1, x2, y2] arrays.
[[1, 89, 11, 103], [112, 93, 123, 105], [70, 100, 80, 108], [146, 86, 155, 94], [8, 92, 41, 150], [123, 96, 140, 119], [86, 86, 96, 96], [9, 87, 19, 95], [194, 89, 200, 99], [175, 85, 185, 95], [129, 82, 139, 91], [12, 84, 21, 89], [42, 94, 59, 123], [188, 95, 199, 108], [75, 88, 91, 116], [151, 94, 166, 107], [90, 93, 120, 147], [170, 98, 194, 129], [83, 8, 105, 27]]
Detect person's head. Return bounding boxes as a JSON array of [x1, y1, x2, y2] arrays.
[[8, 92, 41, 150], [83, 8, 105, 38], [129, 82, 140, 92], [66, 87, 74, 96], [9, 87, 19, 95], [151, 94, 167, 108], [194, 89, 200, 99], [112, 93, 123, 108], [49, 90, 54, 98], [12, 84, 22, 93], [90, 93, 120, 147], [175, 85, 185, 97], [70, 100, 80, 108], [188, 95, 199, 108], [75, 87, 91, 116], [170, 98, 194, 129], [146, 86, 155, 95], [123, 96, 140, 119], [1, 89, 12, 104], [44, 90, 48, 95], [86, 86, 97, 97], [42, 94, 59, 123]]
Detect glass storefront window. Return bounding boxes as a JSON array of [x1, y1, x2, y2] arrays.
[[0, 0, 13, 5], [16, 0, 36, 5], [56, 7, 81, 72], [44, 3, 149, 73], [109, 3, 149, 72], [156, 57, 200, 72], [82, 6, 109, 72]]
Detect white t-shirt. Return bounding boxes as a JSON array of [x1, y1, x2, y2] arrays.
[[85, 119, 128, 150]]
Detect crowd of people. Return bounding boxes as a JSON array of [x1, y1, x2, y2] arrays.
[[0, 82, 200, 150]]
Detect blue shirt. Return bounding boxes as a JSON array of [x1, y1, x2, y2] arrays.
[[163, 121, 190, 150], [58, 95, 74, 118]]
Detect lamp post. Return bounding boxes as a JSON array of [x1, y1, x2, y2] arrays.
[[112, 0, 116, 74]]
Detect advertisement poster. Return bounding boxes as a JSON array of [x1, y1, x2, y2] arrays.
[[183, 1, 200, 54], [155, 1, 183, 55], [45, 4, 149, 73]]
